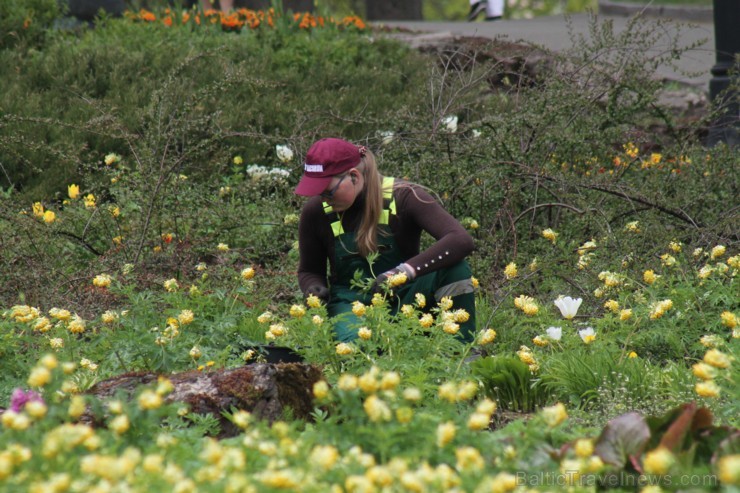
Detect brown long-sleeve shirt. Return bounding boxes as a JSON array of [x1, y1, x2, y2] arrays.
[[297, 181, 475, 293]]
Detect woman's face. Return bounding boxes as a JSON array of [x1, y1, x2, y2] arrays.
[[320, 170, 360, 212]]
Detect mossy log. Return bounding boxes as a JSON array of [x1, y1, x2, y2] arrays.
[[86, 363, 323, 437]]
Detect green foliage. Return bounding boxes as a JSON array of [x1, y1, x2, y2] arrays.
[[471, 355, 552, 412], [0, 0, 62, 50]]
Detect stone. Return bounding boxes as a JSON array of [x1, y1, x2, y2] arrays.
[[85, 363, 323, 437]]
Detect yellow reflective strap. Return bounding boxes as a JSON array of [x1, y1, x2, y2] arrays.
[[382, 176, 394, 199], [389, 199, 397, 216], [379, 210, 389, 225], [331, 221, 344, 236], [323, 202, 333, 214]]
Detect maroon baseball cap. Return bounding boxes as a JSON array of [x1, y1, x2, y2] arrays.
[[294, 138, 363, 196]]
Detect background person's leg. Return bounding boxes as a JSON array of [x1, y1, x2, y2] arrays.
[[327, 301, 364, 342], [485, 0, 504, 19]]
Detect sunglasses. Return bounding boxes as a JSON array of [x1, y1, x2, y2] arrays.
[[320, 173, 349, 199]]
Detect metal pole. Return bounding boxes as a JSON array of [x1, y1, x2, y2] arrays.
[[707, 0, 739, 147]]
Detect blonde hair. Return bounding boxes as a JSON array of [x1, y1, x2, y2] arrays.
[[354, 149, 389, 257]]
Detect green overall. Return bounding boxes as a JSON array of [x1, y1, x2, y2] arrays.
[[325, 177, 476, 343]]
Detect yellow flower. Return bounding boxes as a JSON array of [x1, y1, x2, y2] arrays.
[[289, 304, 306, 318], [32, 202, 44, 217], [104, 153, 121, 165], [28, 366, 52, 387], [721, 311, 737, 329], [517, 346, 536, 365], [371, 292, 385, 307], [400, 304, 415, 317], [312, 381, 329, 400], [268, 323, 286, 337], [710, 245, 726, 260], [312, 315, 323, 325], [256, 311, 272, 324], [310, 445, 339, 470], [504, 262, 518, 280], [479, 328, 496, 345], [439, 297, 453, 311], [467, 412, 490, 431], [620, 309, 633, 321], [470, 277, 479, 289], [363, 395, 391, 422], [695, 380, 721, 398], [668, 240, 682, 253], [68, 184, 80, 200], [643, 447, 675, 475], [388, 272, 408, 287], [574, 439, 594, 458], [178, 309, 194, 326], [703, 349, 731, 369], [577, 239, 597, 257], [380, 371, 400, 391], [624, 221, 641, 233], [692, 362, 717, 381], [542, 228, 558, 244], [337, 374, 358, 391], [67, 316, 86, 334], [68, 396, 86, 418], [92, 274, 111, 288], [443, 321, 459, 335], [138, 390, 163, 410], [109, 415, 130, 435], [83, 194, 96, 209], [42, 210, 56, 224], [436, 421, 456, 447], [604, 299, 619, 313], [358, 327, 372, 340], [25, 400, 47, 419], [514, 294, 539, 315], [108, 205, 120, 218], [650, 153, 662, 165], [533, 335, 548, 347], [396, 407, 413, 424], [628, 351, 638, 358], [541, 403, 567, 427], [163, 278, 179, 292], [660, 254, 676, 267], [335, 343, 353, 355], [241, 267, 255, 280], [306, 295, 321, 308], [717, 454, 740, 485], [624, 142, 639, 158], [217, 243, 229, 252], [189, 346, 201, 360], [419, 313, 434, 328], [351, 301, 366, 317], [455, 446, 484, 471], [101, 311, 118, 324]]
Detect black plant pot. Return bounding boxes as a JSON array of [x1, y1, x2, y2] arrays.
[[242, 344, 304, 364]]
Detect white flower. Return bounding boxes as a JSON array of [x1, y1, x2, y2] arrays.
[[471, 129, 482, 138], [378, 130, 395, 145], [441, 115, 458, 133], [553, 296, 582, 320], [578, 327, 596, 342], [546, 326, 562, 341], [275, 145, 294, 163]]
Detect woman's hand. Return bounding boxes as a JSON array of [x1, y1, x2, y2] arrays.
[[371, 263, 415, 293], [305, 284, 330, 302]]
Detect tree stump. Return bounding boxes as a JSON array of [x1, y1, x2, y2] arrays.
[[86, 363, 323, 437]]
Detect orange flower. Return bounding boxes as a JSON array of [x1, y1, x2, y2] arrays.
[[163, 16, 173, 27], [139, 9, 156, 22]]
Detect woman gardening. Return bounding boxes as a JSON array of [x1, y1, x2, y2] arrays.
[[295, 138, 477, 343]]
